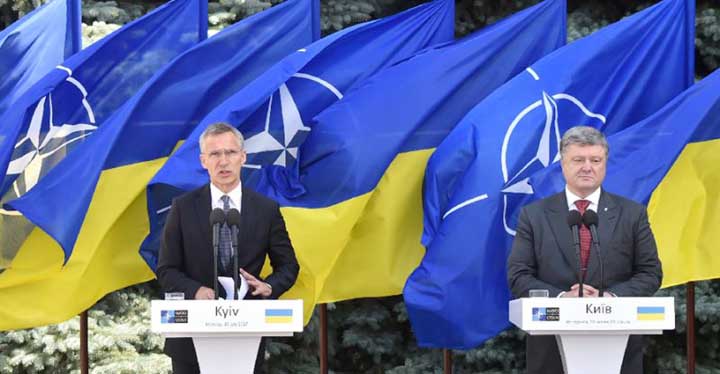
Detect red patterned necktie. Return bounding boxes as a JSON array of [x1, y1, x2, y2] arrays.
[[575, 199, 591, 275]]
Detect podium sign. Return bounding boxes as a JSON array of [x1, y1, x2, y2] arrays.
[[509, 297, 674, 374], [152, 299, 303, 373]]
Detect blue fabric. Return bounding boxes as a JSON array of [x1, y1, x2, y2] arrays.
[[0, 0, 81, 119], [0, 0, 208, 260], [0, 0, 206, 199], [530, 68, 720, 204], [142, 0, 457, 268], [7, 0, 319, 262], [407, 0, 694, 349]]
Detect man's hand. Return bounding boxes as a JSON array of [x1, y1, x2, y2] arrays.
[[240, 268, 272, 298], [194, 286, 215, 300], [561, 284, 600, 297]]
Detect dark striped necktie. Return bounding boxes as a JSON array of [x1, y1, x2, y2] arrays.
[[575, 199, 591, 275], [219, 195, 232, 274]]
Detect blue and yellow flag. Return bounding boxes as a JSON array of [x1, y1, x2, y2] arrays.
[[409, 0, 694, 349], [646, 69, 720, 287], [9, 0, 319, 259], [145, 0, 457, 320], [1, 0, 318, 331], [151, 0, 565, 319], [0, 0, 81, 119], [145, 0, 455, 264], [0, 0, 207, 330], [528, 68, 720, 287]]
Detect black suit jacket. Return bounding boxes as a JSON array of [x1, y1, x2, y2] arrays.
[[507, 190, 662, 374], [156, 184, 299, 363]]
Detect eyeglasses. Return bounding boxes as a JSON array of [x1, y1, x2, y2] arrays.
[[204, 149, 241, 160]]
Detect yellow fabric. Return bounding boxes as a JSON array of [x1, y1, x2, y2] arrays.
[[0, 160, 161, 330], [648, 139, 720, 288], [274, 150, 431, 311], [1, 148, 432, 330]]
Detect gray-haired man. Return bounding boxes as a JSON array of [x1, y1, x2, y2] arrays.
[[507, 125, 662, 373], [157, 122, 299, 373]]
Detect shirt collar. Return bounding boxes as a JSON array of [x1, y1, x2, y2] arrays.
[[565, 185, 601, 211], [209, 181, 243, 211]]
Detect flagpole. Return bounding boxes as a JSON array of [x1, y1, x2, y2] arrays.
[[443, 349, 452, 374], [199, 0, 208, 41], [69, 0, 82, 54], [80, 310, 89, 374], [319, 304, 328, 374], [687, 282, 695, 374]]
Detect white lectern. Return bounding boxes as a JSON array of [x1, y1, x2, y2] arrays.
[[509, 297, 674, 374], [151, 299, 303, 374]]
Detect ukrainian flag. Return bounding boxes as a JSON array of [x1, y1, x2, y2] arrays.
[[637, 306, 665, 321], [265, 309, 293, 324], [409, 0, 694, 349], [1, 0, 318, 330], [146, 0, 566, 323], [0, 0, 206, 331], [145, 0, 457, 324], [648, 78, 720, 287], [527, 67, 720, 290], [645, 66, 720, 288]]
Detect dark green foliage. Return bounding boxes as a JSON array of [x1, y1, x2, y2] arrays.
[[83, 1, 150, 24], [1, 0, 718, 78], [697, 4, 720, 77]]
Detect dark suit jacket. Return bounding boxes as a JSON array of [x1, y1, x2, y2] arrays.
[[156, 184, 299, 364], [507, 190, 662, 374]]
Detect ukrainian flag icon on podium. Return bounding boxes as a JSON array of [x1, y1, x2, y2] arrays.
[[637, 307, 665, 321], [265, 309, 293, 324]]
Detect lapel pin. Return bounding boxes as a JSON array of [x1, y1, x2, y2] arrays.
[[604, 207, 608, 212]]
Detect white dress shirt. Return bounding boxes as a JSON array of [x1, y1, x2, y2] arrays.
[[565, 186, 600, 212], [210, 182, 243, 213]]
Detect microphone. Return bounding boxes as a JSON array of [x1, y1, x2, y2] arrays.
[[567, 210, 584, 297], [210, 208, 226, 299], [226, 208, 242, 300], [582, 210, 604, 297]]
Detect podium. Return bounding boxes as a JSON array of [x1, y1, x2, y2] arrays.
[[509, 297, 674, 374], [151, 299, 303, 374]]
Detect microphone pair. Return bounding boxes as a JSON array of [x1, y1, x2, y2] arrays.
[[566, 208, 604, 297], [210, 208, 241, 227], [210, 208, 242, 300], [566, 209, 599, 228]]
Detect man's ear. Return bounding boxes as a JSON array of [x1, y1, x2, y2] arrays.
[[200, 154, 209, 170]]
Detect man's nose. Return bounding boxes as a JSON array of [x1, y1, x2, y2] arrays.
[[218, 152, 231, 162]]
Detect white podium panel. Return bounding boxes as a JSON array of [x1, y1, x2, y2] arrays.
[[509, 297, 674, 374], [151, 299, 303, 374]]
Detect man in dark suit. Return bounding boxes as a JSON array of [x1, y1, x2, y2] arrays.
[[157, 122, 300, 374], [507, 125, 662, 374]]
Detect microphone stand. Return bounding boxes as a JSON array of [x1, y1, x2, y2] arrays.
[[231, 225, 240, 300], [210, 208, 226, 300], [227, 208, 242, 300], [212, 223, 220, 299], [570, 224, 584, 298], [588, 224, 604, 297]]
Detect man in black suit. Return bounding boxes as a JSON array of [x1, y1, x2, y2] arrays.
[[507, 126, 662, 374], [157, 122, 299, 374]]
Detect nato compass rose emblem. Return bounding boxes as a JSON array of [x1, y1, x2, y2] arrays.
[[242, 73, 342, 170], [442, 68, 606, 234], [499, 67, 606, 235], [0, 66, 97, 216]]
